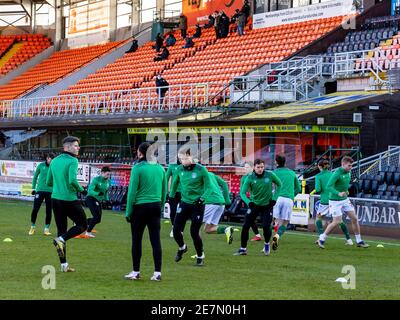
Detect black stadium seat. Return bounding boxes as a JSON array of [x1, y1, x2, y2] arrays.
[[363, 179, 371, 193], [378, 184, 388, 192], [371, 180, 379, 194], [394, 172, 400, 185], [372, 194, 381, 199], [386, 172, 393, 185], [388, 185, 397, 193], [364, 194, 372, 199], [389, 196, 398, 201]]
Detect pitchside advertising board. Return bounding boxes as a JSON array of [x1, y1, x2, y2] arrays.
[[311, 196, 400, 228], [0, 160, 90, 198], [252, 0, 355, 29]]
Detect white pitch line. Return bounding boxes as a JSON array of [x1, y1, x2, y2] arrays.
[[286, 230, 400, 247]]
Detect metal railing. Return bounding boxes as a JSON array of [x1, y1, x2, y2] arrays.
[[349, 145, 400, 181], [0, 82, 228, 119]]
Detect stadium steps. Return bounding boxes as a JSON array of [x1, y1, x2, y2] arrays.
[[0, 43, 24, 68]]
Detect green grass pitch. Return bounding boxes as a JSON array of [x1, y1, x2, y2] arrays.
[[1, 199, 399, 300]]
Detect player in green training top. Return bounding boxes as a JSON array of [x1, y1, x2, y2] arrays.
[[272, 154, 301, 251], [46, 136, 88, 273], [312, 159, 353, 245], [169, 149, 212, 266], [124, 142, 167, 281], [83, 166, 111, 238], [235, 158, 282, 256], [317, 156, 369, 249], [29, 153, 55, 236], [202, 172, 234, 244], [165, 156, 182, 238]]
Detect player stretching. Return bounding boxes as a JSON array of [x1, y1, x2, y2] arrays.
[[234, 159, 282, 256], [203, 172, 234, 244], [271, 155, 301, 251], [46, 136, 88, 272], [169, 149, 211, 266], [166, 157, 182, 237], [317, 156, 369, 249], [84, 166, 111, 238], [313, 159, 353, 245], [29, 153, 55, 236]]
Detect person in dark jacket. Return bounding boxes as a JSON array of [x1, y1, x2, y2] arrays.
[[165, 33, 176, 47], [155, 33, 164, 52], [179, 13, 188, 39], [220, 11, 230, 38], [126, 36, 138, 53], [155, 74, 169, 106], [154, 46, 169, 61], [204, 14, 215, 29], [182, 37, 194, 48], [242, 0, 251, 25], [214, 11, 221, 39], [193, 24, 202, 38]]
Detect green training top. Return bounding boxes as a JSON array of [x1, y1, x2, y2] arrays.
[[126, 160, 167, 218], [315, 169, 332, 205], [240, 175, 248, 189], [88, 175, 110, 202], [240, 170, 282, 206], [169, 164, 211, 205], [204, 172, 231, 205], [327, 167, 351, 201], [32, 162, 52, 193], [273, 167, 301, 201], [46, 152, 84, 201], [166, 163, 181, 193]]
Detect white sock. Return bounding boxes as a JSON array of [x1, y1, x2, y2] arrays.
[[240, 247, 247, 251], [61, 262, 68, 269], [59, 236, 65, 242], [153, 271, 161, 277], [256, 234, 261, 237], [133, 271, 140, 276], [196, 253, 205, 259], [355, 234, 362, 243], [179, 244, 186, 250], [264, 242, 269, 246], [319, 233, 327, 241]]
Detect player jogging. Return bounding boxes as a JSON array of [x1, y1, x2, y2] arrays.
[[165, 158, 182, 237], [124, 142, 167, 281], [234, 158, 282, 256], [317, 156, 369, 249], [272, 155, 301, 251], [203, 172, 234, 244], [29, 153, 55, 236], [312, 159, 353, 245], [169, 149, 211, 266], [46, 136, 88, 272], [84, 166, 111, 238]]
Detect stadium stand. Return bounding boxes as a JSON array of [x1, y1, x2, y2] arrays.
[[357, 165, 400, 200], [0, 41, 124, 100], [0, 34, 51, 76], [33, 15, 346, 114]]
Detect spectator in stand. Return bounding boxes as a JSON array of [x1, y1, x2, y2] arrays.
[[179, 13, 188, 39], [125, 36, 138, 53], [236, 10, 245, 36], [155, 33, 164, 52], [220, 11, 230, 38], [183, 37, 194, 48], [193, 23, 202, 38], [204, 14, 215, 29], [154, 46, 169, 61], [155, 74, 169, 106], [242, 0, 251, 25], [214, 11, 221, 39], [165, 33, 176, 47], [231, 9, 241, 24]]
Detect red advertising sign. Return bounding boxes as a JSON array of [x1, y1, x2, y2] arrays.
[[182, 0, 243, 26]]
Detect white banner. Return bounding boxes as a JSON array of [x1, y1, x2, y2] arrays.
[[290, 194, 310, 225], [253, 0, 355, 29], [0, 160, 90, 183]]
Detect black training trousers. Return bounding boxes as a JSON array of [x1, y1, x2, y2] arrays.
[[52, 199, 87, 264], [130, 202, 162, 272], [241, 203, 274, 249], [173, 201, 205, 257], [86, 196, 102, 232], [169, 192, 181, 225], [31, 191, 52, 225]]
